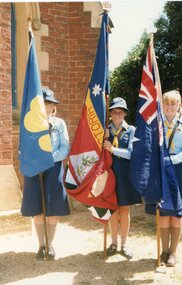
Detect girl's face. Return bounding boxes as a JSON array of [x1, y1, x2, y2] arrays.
[[110, 108, 126, 127], [163, 99, 180, 122], [45, 102, 56, 116]]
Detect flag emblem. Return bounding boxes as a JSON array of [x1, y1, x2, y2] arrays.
[[19, 36, 54, 177]]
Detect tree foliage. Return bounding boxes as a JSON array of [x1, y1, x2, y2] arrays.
[[110, 1, 182, 124], [154, 2, 182, 93]]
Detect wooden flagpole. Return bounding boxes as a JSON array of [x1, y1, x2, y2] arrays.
[[27, 15, 49, 260], [39, 173, 49, 260], [156, 207, 161, 267], [150, 33, 162, 268], [103, 223, 108, 258], [100, 6, 112, 258], [103, 93, 110, 258]]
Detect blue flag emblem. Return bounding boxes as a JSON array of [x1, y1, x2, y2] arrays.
[[19, 36, 54, 177]]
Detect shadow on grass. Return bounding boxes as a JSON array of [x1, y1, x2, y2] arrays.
[[0, 250, 157, 285]]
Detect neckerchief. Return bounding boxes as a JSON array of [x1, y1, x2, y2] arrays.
[[112, 128, 123, 147], [111, 121, 128, 148], [165, 120, 175, 153]]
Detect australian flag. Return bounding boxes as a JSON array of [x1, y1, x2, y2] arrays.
[[19, 34, 54, 177], [130, 38, 182, 214], [64, 13, 118, 223]]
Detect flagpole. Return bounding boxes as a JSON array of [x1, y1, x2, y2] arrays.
[[103, 93, 110, 258], [102, 5, 111, 258], [149, 31, 161, 268], [156, 207, 161, 266], [150, 33, 161, 267], [27, 15, 49, 260], [39, 173, 49, 260]]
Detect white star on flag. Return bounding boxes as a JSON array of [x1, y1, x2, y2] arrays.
[[132, 128, 140, 143], [92, 84, 102, 96], [132, 136, 140, 143]]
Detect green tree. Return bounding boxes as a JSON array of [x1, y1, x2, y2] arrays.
[[110, 1, 182, 124], [155, 2, 182, 93]]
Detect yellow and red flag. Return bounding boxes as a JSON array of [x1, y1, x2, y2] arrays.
[[64, 13, 118, 222]]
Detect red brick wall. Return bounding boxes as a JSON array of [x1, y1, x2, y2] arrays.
[[67, 2, 100, 142], [0, 3, 13, 165], [40, 2, 100, 142], [1, 2, 100, 189], [40, 2, 70, 135]]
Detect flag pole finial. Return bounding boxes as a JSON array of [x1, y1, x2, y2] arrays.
[[101, 2, 111, 13], [27, 13, 34, 40], [27, 13, 32, 28], [146, 22, 157, 43]]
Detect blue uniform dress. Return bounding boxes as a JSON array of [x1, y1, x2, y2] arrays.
[[21, 115, 70, 217], [145, 115, 182, 217], [109, 121, 142, 206]]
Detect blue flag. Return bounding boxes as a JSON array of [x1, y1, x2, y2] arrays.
[[19, 36, 54, 177], [130, 38, 182, 213]]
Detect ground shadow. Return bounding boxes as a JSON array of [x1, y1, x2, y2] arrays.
[[0, 250, 157, 285]]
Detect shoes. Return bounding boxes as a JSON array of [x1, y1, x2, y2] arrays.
[[36, 246, 45, 260], [36, 245, 55, 260], [166, 252, 176, 267], [48, 245, 55, 260], [160, 251, 169, 265], [106, 244, 117, 256], [120, 246, 133, 260]]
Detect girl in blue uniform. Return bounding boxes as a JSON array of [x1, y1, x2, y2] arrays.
[[103, 97, 142, 258], [21, 88, 70, 260], [146, 90, 182, 266]]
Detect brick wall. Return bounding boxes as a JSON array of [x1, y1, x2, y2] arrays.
[[0, 3, 13, 165], [40, 2, 100, 142], [7, 2, 100, 190], [13, 125, 23, 188], [40, 2, 70, 136], [67, 2, 100, 142]]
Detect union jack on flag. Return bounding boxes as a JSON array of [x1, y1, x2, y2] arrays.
[[138, 43, 158, 125]]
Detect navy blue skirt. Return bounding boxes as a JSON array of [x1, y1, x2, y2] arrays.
[[145, 162, 182, 217], [21, 162, 70, 217], [112, 156, 142, 206]]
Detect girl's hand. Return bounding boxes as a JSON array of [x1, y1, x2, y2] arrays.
[[103, 140, 113, 153], [63, 158, 68, 169]]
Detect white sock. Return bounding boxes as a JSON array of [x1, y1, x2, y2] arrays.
[[121, 236, 127, 248], [111, 237, 118, 246]]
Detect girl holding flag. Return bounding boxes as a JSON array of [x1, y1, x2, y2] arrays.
[[103, 97, 142, 258], [146, 90, 182, 266], [21, 88, 70, 260]]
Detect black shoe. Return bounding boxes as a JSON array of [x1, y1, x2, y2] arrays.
[[160, 251, 169, 265], [120, 246, 133, 260], [48, 245, 55, 260], [106, 244, 117, 256], [36, 246, 45, 260]]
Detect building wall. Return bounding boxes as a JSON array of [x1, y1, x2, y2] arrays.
[[67, 2, 100, 141], [40, 2, 100, 142], [0, 3, 13, 165], [0, 2, 102, 191], [0, 4, 22, 213]]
